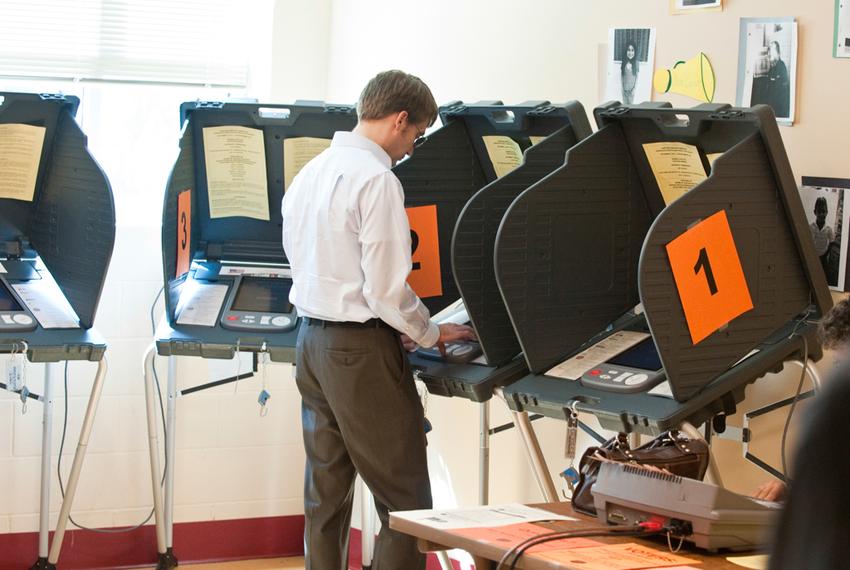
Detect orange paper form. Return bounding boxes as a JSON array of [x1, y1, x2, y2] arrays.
[[453, 522, 601, 552], [536, 542, 699, 569]]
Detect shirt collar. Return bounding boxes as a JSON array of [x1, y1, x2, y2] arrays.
[[332, 131, 392, 169]]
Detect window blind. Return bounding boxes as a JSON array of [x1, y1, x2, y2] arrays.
[[0, 0, 251, 86]]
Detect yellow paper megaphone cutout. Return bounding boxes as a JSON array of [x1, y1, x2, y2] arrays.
[[654, 52, 716, 102]]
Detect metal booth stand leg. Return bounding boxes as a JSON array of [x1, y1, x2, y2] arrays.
[[143, 346, 178, 570], [359, 477, 376, 569], [29, 358, 108, 569], [164, 356, 178, 561], [493, 389, 558, 502], [710, 358, 822, 483], [143, 346, 169, 568]]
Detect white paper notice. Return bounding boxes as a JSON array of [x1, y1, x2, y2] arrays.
[[218, 265, 292, 278], [430, 298, 469, 325], [0, 123, 46, 202], [176, 282, 229, 327], [202, 126, 270, 221], [283, 137, 331, 191], [546, 330, 650, 380], [648, 380, 674, 399], [391, 503, 575, 530], [11, 281, 80, 329]]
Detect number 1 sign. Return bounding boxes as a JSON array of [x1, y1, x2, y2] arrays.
[[665, 210, 753, 344]]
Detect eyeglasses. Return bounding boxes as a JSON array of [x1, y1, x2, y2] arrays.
[[413, 134, 428, 148]]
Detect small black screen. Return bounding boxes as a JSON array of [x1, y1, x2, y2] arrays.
[[231, 277, 293, 313], [0, 281, 23, 312], [607, 338, 663, 371]]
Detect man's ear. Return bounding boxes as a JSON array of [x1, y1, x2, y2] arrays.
[[394, 110, 409, 132]]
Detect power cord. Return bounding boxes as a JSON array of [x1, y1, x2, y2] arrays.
[[780, 333, 809, 479], [496, 521, 666, 570], [56, 286, 168, 533]]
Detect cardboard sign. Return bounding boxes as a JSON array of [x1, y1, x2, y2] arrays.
[[405, 205, 442, 298], [176, 189, 192, 277], [666, 210, 753, 344]]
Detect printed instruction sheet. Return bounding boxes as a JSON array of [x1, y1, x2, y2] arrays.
[[643, 142, 707, 204], [283, 137, 331, 191], [203, 126, 270, 220], [546, 330, 650, 380], [12, 280, 79, 329], [0, 123, 46, 202], [176, 282, 229, 327], [391, 503, 575, 530], [482, 135, 523, 178]]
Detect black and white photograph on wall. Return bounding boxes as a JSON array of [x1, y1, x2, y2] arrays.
[[670, 0, 722, 15], [800, 177, 850, 291], [679, 0, 721, 8], [835, 0, 850, 58], [604, 28, 656, 106], [736, 17, 797, 125]]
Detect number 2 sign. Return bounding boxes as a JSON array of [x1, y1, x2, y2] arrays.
[[405, 205, 442, 299], [665, 210, 753, 345]]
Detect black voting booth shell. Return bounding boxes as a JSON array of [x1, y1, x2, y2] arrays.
[[398, 100, 593, 401], [156, 101, 357, 362], [497, 102, 832, 435], [0, 92, 115, 362]]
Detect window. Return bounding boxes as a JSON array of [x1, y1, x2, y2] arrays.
[[0, 0, 273, 226]]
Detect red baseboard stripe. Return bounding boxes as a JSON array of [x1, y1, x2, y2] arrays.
[[0, 517, 461, 570], [0, 515, 304, 570]]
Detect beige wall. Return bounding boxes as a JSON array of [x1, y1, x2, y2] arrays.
[[326, 0, 850, 502]]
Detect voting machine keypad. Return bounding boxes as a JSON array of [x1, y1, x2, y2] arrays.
[[580, 364, 666, 394], [416, 341, 483, 365]]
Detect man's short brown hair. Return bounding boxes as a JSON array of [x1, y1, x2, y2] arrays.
[[357, 70, 438, 126]]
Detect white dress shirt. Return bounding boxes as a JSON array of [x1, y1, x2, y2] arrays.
[[281, 131, 440, 348]]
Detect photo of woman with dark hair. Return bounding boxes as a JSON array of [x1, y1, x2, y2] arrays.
[[605, 28, 656, 107], [621, 42, 638, 104]]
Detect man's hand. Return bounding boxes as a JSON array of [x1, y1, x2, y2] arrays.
[[752, 479, 786, 502], [400, 334, 418, 352], [435, 323, 476, 356]]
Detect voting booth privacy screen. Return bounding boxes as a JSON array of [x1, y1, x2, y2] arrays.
[[0, 92, 115, 359], [157, 100, 357, 360], [497, 102, 831, 432], [398, 101, 593, 401]]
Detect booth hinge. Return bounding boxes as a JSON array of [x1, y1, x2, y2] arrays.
[[709, 110, 745, 120], [325, 104, 356, 114]]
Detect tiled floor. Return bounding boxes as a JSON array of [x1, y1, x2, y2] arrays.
[[168, 558, 305, 569]]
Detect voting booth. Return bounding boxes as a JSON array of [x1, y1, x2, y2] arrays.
[[146, 100, 357, 569], [496, 102, 831, 438], [399, 100, 592, 402], [0, 92, 115, 569]]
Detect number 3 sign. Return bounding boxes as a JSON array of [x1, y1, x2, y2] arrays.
[[176, 189, 192, 277], [665, 210, 753, 345]]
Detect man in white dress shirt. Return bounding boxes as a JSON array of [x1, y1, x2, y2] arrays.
[[281, 70, 475, 569]]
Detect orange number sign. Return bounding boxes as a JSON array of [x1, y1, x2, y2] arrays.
[[176, 189, 192, 277], [665, 210, 753, 344], [405, 205, 442, 298]]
